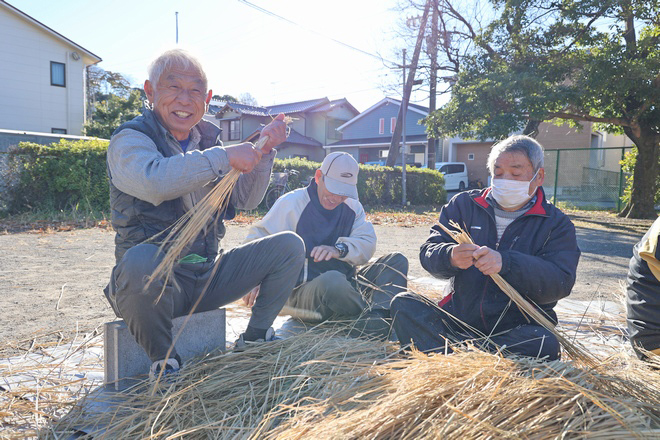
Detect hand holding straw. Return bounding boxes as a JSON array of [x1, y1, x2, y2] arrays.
[[147, 114, 291, 291], [437, 220, 598, 367]]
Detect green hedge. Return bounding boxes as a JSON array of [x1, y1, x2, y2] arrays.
[[1, 141, 446, 215], [2, 139, 110, 213], [271, 157, 447, 208]]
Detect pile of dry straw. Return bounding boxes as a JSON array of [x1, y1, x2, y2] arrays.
[[28, 315, 656, 439]]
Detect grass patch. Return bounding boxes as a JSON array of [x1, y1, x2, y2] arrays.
[[0, 207, 111, 233]]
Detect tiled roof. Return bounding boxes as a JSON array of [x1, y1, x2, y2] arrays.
[[214, 97, 358, 119], [309, 98, 359, 115], [223, 102, 270, 116], [267, 98, 329, 114], [327, 134, 428, 147]]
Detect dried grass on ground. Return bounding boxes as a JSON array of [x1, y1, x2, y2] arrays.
[[2, 303, 658, 439], [44, 328, 659, 439]]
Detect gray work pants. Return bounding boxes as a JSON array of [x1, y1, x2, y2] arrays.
[[105, 231, 305, 362], [287, 252, 408, 321]]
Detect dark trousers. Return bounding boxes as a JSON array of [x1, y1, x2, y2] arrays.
[[105, 231, 305, 362], [391, 292, 561, 360]]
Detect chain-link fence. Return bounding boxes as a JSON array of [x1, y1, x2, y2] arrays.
[[542, 147, 632, 211]]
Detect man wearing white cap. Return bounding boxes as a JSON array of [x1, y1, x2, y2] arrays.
[[244, 152, 408, 336]]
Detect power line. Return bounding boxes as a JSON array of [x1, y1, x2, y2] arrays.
[[237, 0, 399, 67]]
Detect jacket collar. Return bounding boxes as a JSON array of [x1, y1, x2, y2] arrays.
[[472, 186, 548, 216]]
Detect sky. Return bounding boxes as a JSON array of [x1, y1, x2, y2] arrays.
[[9, 0, 433, 112]]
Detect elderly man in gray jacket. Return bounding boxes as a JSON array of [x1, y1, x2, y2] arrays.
[[104, 49, 304, 379]]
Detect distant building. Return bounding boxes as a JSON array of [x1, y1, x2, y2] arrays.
[[326, 97, 431, 167], [0, 1, 101, 135], [211, 97, 359, 163]]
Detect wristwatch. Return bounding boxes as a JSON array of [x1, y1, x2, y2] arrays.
[[334, 242, 348, 258]]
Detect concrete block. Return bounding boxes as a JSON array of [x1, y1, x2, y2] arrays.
[[104, 308, 226, 390]]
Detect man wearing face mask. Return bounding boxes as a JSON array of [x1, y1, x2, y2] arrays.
[[391, 135, 580, 360]]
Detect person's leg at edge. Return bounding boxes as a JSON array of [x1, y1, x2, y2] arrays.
[[198, 231, 305, 341]]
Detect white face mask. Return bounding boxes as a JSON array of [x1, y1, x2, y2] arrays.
[[491, 169, 539, 209]]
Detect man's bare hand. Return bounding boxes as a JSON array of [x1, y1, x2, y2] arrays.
[[242, 285, 260, 308], [450, 243, 479, 269], [473, 246, 502, 276], [260, 113, 287, 153], [310, 245, 340, 262], [225, 142, 263, 173]]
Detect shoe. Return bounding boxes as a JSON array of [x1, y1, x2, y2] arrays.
[[149, 355, 182, 382], [233, 327, 281, 352]]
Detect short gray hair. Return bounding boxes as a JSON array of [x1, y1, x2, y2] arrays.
[[147, 48, 208, 90], [487, 135, 544, 175]]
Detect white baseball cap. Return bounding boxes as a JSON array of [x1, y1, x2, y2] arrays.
[[320, 152, 359, 200]]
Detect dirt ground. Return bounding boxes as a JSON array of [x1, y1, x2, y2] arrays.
[[0, 211, 654, 353]]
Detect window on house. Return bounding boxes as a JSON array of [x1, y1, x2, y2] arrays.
[[229, 120, 240, 141], [51, 128, 67, 134], [390, 117, 396, 133], [468, 153, 475, 160], [50, 62, 66, 87], [379, 118, 384, 134], [327, 118, 344, 140], [598, 148, 606, 167]]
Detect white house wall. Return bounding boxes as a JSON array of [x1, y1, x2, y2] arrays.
[[0, 8, 89, 135]]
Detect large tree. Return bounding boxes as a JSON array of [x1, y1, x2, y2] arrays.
[[419, 0, 659, 218], [83, 89, 143, 139], [84, 67, 143, 139]]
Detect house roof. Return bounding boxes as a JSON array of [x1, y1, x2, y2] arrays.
[[284, 128, 323, 147], [220, 102, 271, 117], [268, 98, 329, 114], [337, 97, 429, 131], [326, 134, 428, 148], [244, 127, 322, 148], [308, 98, 359, 115], [214, 97, 359, 119], [1, 1, 102, 64]]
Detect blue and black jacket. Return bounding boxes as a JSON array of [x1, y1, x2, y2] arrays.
[[421, 187, 581, 334]]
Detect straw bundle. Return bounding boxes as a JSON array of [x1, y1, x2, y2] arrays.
[[50, 328, 396, 438], [263, 349, 660, 439], [145, 145, 257, 291], [148, 117, 292, 291], [45, 328, 660, 439], [436, 220, 599, 368]]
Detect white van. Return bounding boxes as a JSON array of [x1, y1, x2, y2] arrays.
[[435, 162, 468, 191]]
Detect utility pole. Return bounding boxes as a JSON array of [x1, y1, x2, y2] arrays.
[[402, 49, 407, 206], [175, 12, 179, 44], [385, 0, 431, 167], [428, 0, 438, 168]]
